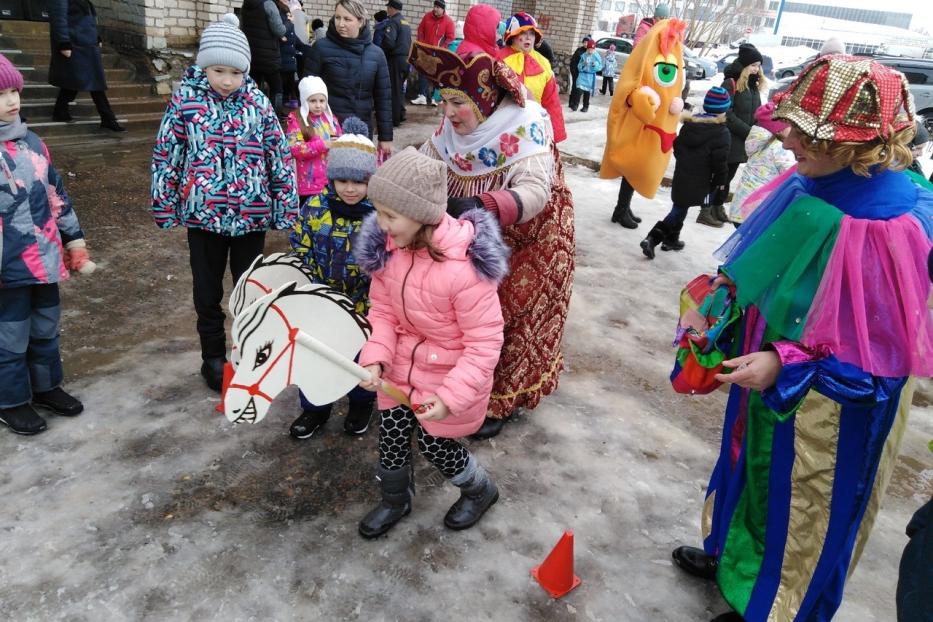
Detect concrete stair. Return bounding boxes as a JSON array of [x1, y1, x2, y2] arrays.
[[0, 19, 167, 158]]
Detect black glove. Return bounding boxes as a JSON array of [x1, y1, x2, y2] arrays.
[[446, 196, 482, 217]]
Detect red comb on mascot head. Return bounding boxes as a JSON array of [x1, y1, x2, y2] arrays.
[[600, 18, 687, 199]]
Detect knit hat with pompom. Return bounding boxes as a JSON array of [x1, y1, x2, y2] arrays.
[[197, 14, 251, 73], [0, 53, 24, 92], [327, 117, 377, 182]]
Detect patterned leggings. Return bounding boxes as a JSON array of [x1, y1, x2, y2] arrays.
[[379, 406, 471, 478]]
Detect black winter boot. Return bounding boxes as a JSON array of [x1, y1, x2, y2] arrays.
[[200, 356, 225, 392], [660, 222, 686, 251], [444, 463, 499, 530], [290, 409, 330, 439], [0, 404, 47, 435], [344, 399, 374, 436], [32, 387, 83, 416], [470, 416, 505, 440], [611, 204, 639, 229], [359, 465, 413, 538], [711, 204, 730, 224], [639, 221, 667, 260], [672, 545, 718, 580], [711, 613, 744, 622]]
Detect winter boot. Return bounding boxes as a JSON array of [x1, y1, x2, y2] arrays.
[[711, 204, 730, 224], [610, 204, 639, 229], [639, 221, 667, 260], [0, 404, 47, 435], [359, 465, 413, 538], [344, 399, 374, 436], [696, 206, 724, 228], [32, 387, 83, 416], [444, 461, 499, 530], [711, 613, 744, 622], [470, 416, 505, 440], [200, 356, 225, 392], [660, 222, 686, 252], [290, 408, 331, 439], [672, 545, 718, 580]]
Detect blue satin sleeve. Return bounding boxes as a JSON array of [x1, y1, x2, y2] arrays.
[[762, 354, 903, 417]]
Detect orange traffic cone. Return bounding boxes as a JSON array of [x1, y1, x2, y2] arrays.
[[531, 530, 581, 598], [214, 362, 235, 415]]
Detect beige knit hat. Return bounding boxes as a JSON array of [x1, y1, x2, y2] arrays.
[[367, 147, 447, 225]]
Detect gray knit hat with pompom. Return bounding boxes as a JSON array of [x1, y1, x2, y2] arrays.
[[197, 14, 251, 73], [327, 117, 377, 182]]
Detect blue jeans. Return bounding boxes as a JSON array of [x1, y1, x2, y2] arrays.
[[417, 72, 430, 99], [0, 284, 63, 408], [661, 204, 690, 228]]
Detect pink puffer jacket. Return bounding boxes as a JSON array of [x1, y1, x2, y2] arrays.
[[357, 209, 510, 438]]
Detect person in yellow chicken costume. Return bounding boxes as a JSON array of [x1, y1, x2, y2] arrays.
[[602, 18, 686, 229]]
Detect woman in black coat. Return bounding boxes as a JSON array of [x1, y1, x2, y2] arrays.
[[712, 43, 766, 222], [305, 0, 393, 154], [48, 0, 123, 131], [241, 0, 287, 110]]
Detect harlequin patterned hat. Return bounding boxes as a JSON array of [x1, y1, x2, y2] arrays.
[[504, 12, 541, 45], [409, 41, 526, 121], [773, 55, 914, 143]]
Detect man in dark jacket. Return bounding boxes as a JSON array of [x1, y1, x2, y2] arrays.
[[241, 0, 287, 110], [380, 0, 412, 126], [568, 36, 589, 111], [536, 37, 555, 66], [48, 0, 123, 131], [305, 19, 393, 148]]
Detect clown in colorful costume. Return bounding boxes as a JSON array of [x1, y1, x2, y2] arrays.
[[499, 12, 566, 142], [409, 3, 574, 439], [672, 56, 933, 622]]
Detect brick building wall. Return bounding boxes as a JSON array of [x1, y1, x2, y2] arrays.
[[94, 0, 594, 56]]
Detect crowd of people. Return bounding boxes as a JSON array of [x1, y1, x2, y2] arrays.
[[0, 2, 931, 621]]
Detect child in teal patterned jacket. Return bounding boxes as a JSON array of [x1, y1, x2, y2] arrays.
[[150, 14, 297, 391]]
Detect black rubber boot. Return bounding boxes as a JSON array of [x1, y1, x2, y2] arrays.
[[639, 221, 667, 260], [32, 387, 83, 416], [611, 204, 639, 229], [359, 465, 413, 538], [660, 222, 686, 252], [672, 545, 718, 580], [0, 404, 47, 435], [290, 409, 331, 439], [200, 356, 225, 392], [470, 416, 505, 440], [344, 399, 374, 436], [444, 464, 499, 530]]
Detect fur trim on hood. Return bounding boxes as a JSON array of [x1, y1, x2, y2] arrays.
[[680, 111, 727, 124], [356, 208, 511, 283]]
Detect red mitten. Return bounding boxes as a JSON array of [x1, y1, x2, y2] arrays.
[[64, 239, 97, 275]]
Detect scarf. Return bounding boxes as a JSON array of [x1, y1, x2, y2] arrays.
[[327, 184, 374, 220], [0, 116, 27, 143], [429, 97, 551, 180]]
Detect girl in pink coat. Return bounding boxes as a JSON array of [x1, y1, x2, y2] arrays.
[[285, 76, 342, 202], [355, 147, 509, 539]]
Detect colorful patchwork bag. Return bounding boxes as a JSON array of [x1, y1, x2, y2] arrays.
[[670, 274, 741, 395]]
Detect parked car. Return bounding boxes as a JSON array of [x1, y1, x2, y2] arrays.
[[594, 37, 632, 74], [774, 54, 817, 79], [716, 50, 775, 80], [683, 48, 718, 78]]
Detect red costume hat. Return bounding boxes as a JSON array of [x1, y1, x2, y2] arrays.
[[773, 54, 914, 143], [409, 4, 525, 121], [503, 12, 542, 45]]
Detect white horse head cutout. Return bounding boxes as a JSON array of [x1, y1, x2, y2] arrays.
[[228, 253, 322, 366], [229, 252, 319, 319], [225, 282, 372, 425]]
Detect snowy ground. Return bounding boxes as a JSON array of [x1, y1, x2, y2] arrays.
[[1, 159, 930, 620]]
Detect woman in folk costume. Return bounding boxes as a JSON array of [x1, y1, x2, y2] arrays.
[[498, 12, 566, 142], [672, 56, 933, 622], [408, 3, 575, 440]]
